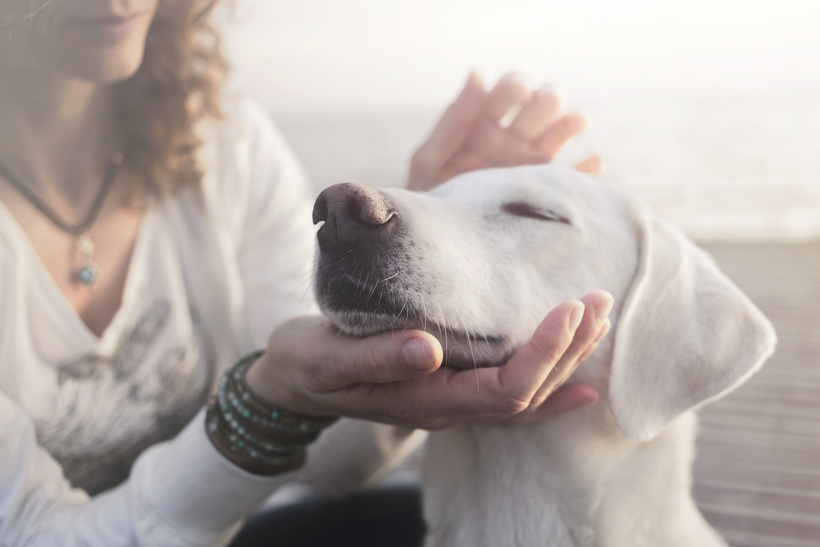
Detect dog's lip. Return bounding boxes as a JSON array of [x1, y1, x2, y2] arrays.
[[318, 272, 512, 369], [325, 306, 506, 345], [441, 346, 516, 371], [317, 273, 409, 317], [324, 308, 511, 370]]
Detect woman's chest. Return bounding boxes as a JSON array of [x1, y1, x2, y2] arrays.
[[0, 178, 144, 338], [0, 200, 245, 494]]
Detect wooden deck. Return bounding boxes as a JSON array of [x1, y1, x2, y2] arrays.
[[693, 241, 820, 547]]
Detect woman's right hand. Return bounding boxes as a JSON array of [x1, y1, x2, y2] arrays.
[[244, 291, 611, 430]]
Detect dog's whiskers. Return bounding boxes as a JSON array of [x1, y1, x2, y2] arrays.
[[434, 301, 451, 374], [377, 272, 400, 284], [447, 297, 480, 389]]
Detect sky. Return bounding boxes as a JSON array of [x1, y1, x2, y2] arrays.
[[223, 0, 820, 111]]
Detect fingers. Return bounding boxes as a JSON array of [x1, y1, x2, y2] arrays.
[[344, 300, 588, 425], [533, 112, 588, 161], [318, 330, 444, 389], [575, 154, 603, 175], [528, 291, 613, 407], [576, 317, 611, 363], [409, 71, 599, 189], [499, 384, 599, 425], [548, 292, 613, 378], [425, 296, 607, 421], [408, 71, 487, 191], [525, 384, 600, 420], [298, 293, 610, 428], [495, 300, 586, 407], [507, 85, 563, 140], [484, 73, 532, 123], [258, 295, 611, 429]]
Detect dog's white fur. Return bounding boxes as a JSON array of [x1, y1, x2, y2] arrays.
[[317, 165, 776, 547]]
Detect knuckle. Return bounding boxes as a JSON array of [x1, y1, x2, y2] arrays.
[[356, 347, 394, 383], [485, 127, 507, 148], [395, 402, 431, 429], [530, 344, 559, 371], [411, 147, 434, 170], [558, 327, 578, 349], [409, 149, 423, 167], [501, 396, 530, 415], [305, 361, 335, 391]]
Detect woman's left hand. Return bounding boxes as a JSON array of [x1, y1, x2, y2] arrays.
[[408, 72, 602, 191]]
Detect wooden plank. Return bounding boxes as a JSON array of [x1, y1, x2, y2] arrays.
[[692, 241, 820, 545]]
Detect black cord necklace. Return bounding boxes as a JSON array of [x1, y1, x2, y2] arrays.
[[0, 151, 123, 287]]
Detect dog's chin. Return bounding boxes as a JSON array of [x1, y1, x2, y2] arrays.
[[323, 308, 514, 371]]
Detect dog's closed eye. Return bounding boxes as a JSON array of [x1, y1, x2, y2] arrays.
[[501, 202, 570, 224]]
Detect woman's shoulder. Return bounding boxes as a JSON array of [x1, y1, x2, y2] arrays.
[[200, 97, 305, 186], [194, 96, 314, 246]]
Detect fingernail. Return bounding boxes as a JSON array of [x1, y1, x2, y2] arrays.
[[538, 83, 565, 106], [403, 339, 435, 371], [576, 385, 600, 406], [568, 303, 585, 332], [593, 318, 612, 344], [467, 70, 484, 87], [462, 71, 484, 94], [575, 110, 591, 128], [595, 296, 614, 323], [502, 71, 528, 87]]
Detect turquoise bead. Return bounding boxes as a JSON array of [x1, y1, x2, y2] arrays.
[[77, 266, 96, 285]]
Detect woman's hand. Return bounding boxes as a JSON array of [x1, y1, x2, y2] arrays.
[[407, 72, 602, 192], [245, 291, 612, 430]]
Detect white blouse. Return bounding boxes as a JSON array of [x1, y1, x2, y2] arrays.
[[0, 99, 422, 546]]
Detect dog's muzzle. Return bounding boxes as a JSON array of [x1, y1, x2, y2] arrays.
[[312, 182, 400, 253], [313, 183, 512, 368], [313, 183, 412, 320]]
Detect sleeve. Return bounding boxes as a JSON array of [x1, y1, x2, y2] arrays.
[[0, 391, 294, 547], [233, 101, 319, 347]]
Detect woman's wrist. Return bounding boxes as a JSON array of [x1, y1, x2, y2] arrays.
[[244, 351, 322, 416], [205, 351, 337, 476]]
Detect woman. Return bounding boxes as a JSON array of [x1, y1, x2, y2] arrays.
[[0, 0, 611, 545]]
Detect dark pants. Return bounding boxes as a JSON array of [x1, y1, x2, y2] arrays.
[[228, 486, 426, 547]]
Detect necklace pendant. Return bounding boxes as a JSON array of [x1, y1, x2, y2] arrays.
[[76, 262, 100, 286], [74, 232, 100, 288], [77, 233, 95, 256]]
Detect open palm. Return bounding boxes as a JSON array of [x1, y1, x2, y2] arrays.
[[408, 72, 601, 191]]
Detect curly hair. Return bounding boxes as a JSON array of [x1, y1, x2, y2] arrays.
[[1, 0, 228, 200], [117, 0, 228, 201]]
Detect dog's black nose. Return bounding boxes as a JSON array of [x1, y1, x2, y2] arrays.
[[313, 183, 398, 251]]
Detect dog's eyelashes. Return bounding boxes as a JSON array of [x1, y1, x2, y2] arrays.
[[501, 202, 570, 224]]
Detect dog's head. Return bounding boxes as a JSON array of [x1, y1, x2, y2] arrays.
[[313, 165, 776, 442]]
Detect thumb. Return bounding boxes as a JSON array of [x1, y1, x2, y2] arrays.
[[410, 72, 486, 187], [323, 330, 444, 387]]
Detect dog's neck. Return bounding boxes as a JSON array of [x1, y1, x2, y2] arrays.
[[422, 346, 726, 547]]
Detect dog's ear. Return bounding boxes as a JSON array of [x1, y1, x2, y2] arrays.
[[609, 202, 776, 442]]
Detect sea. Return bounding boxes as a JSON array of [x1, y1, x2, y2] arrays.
[[272, 93, 820, 242]]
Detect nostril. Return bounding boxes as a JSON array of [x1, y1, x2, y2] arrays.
[[314, 183, 398, 253], [312, 195, 329, 225], [347, 192, 395, 226]]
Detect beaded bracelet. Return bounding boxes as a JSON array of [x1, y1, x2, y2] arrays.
[[206, 404, 306, 475], [206, 350, 338, 475], [223, 351, 337, 435]]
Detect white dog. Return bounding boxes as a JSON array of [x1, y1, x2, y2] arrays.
[[311, 165, 776, 547]]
